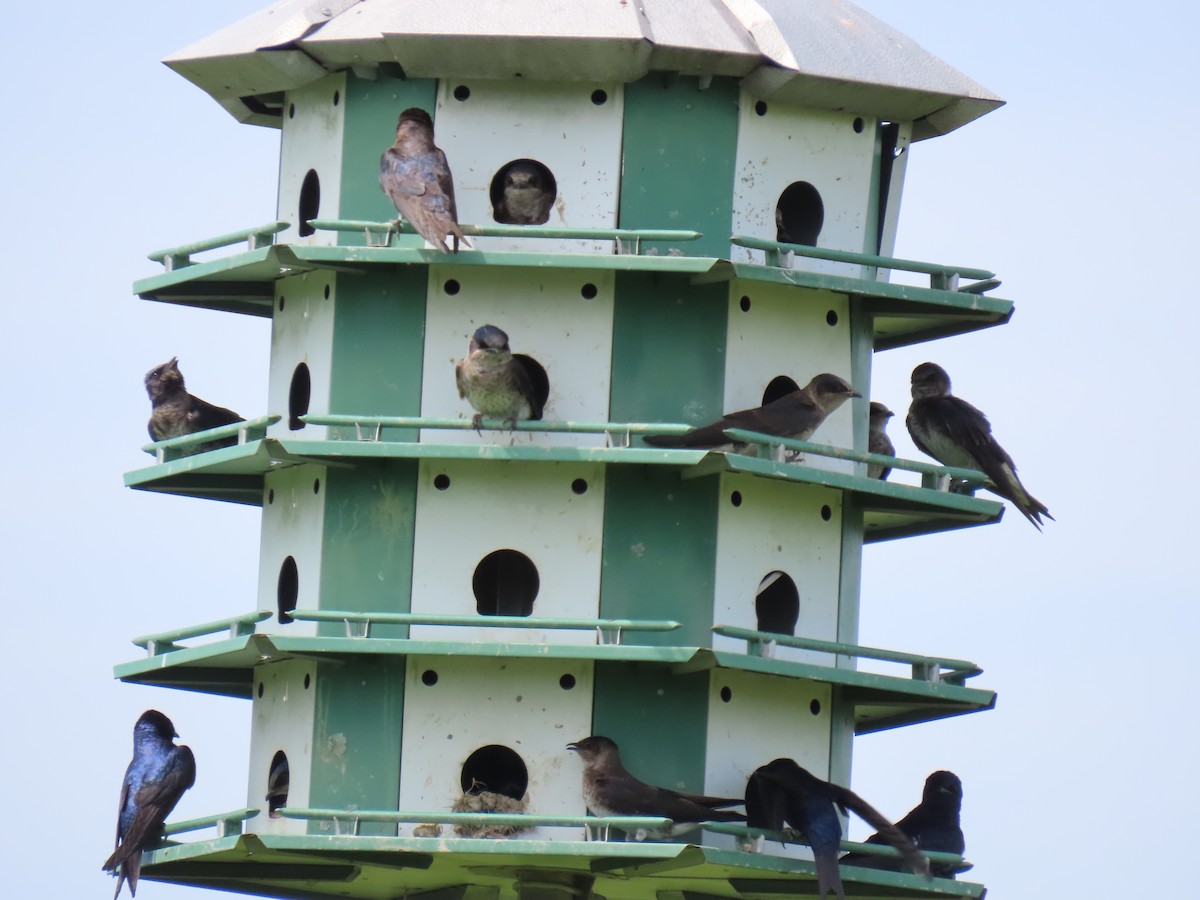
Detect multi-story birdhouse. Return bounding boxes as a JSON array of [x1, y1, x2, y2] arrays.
[[119, 2, 1009, 898]]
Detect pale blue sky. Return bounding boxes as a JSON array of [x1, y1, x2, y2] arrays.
[[2, 2, 1196, 898]]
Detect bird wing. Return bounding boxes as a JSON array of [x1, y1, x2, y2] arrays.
[[455, 359, 469, 399], [104, 746, 197, 870], [187, 395, 244, 431], [379, 150, 430, 200], [512, 354, 549, 420], [745, 767, 790, 831], [435, 148, 459, 218], [829, 783, 929, 878], [114, 777, 132, 850]]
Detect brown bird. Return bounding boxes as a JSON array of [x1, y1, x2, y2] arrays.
[[906, 362, 1052, 528], [144, 358, 243, 455], [455, 324, 548, 430], [492, 159, 554, 225], [379, 107, 467, 253], [867, 402, 896, 480], [643, 373, 860, 450], [567, 736, 744, 839]]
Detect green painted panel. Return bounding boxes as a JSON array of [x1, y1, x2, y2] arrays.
[[609, 271, 727, 427], [309, 659, 406, 836], [591, 661, 711, 807], [619, 75, 740, 258], [599, 465, 718, 648], [339, 74, 439, 247], [318, 464, 418, 639], [328, 268, 427, 443]]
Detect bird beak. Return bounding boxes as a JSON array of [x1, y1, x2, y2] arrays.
[[848, 389, 863, 398], [566, 742, 579, 752]]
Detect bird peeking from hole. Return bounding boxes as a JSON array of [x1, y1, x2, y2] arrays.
[[455, 324, 549, 432]]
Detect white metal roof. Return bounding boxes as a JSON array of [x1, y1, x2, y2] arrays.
[[165, 0, 1002, 139]]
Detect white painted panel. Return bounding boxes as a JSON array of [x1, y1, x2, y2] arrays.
[[713, 474, 843, 665], [410, 459, 604, 644], [246, 660, 317, 835], [399, 656, 593, 840], [724, 281, 855, 475], [420, 266, 614, 448], [278, 73, 346, 247], [432, 80, 624, 253], [706, 669, 831, 858], [266, 271, 335, 442], [257, 465, 326, 638], [732, 94, 876, 276]]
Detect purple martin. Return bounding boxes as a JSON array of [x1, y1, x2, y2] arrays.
[[906, 362, 1052, 528], [567, 736, 744, 839], [145, 358, 244, 455], [867, 402, 895, 480], [745, 759, 929, 900], [455, 324, 548, 430], [103, 711, 196, 898], [379, 107, 467, 254], [840, 770, 965, 878], [493, 160, 554, 225], [643, 373, 860, 450], [266, 753, 289, 817]]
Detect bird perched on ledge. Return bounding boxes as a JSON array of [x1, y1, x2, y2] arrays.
[[745, 759, 929, 900], [567, 736, 744, 839], [103, 711, 196, 898], [840, 770, 965, 879], [906, 362, 1052, 528], [867, 401, 896, 480], [379, 107, 467, 254], [456, 324, 548, 431], [144, 358, 243, 455], [643, 373, 860, 451]]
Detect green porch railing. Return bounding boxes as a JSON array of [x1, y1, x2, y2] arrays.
[[162, 808, 260, 838], [133, 611, 273, 656], [307, 218, 702, 254], [277, 807, 673, 836], [149, 221, 289, 271], [142, 415, 280, 462], [703, 821, 967, 869], [711, 626, 982, 685], [720, 428, 988, 486], [730, 234, 996, 291], [290, 610, 680, 645]]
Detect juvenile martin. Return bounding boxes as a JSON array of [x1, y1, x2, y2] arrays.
[[103, 711, 196, 898], [745, 758, 929, 900], [643, 373, 860, 450], [840, 770, 965, 878], [906, 362, 1052, 528], [456, 324, 548, 430], [867, 402, 895, 480], [493, 160, 554, 225], [379, 107, 467, 253], [145, 358, 244, 455], [567, 736, 744, 839]]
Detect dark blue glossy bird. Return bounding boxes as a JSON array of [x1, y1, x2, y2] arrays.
[[840, 770, 965, 878], [379, 107, 467, 253], [745, 759, 928, 899], [103, 710, 196, 898]]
